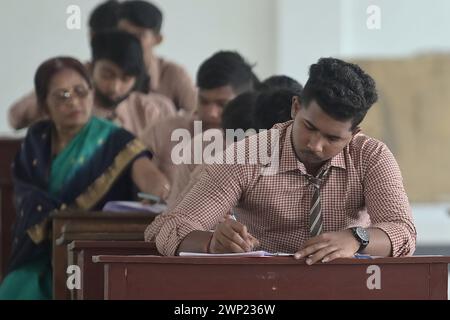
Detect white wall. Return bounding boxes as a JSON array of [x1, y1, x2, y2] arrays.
[[152, 0, 276, 80], [3, 0, 450, 133], [276, 0, 344, 86], [1, 0, 97, 133], [341, 0, 450, 58], [277, 0, 450, 84], [0, 0, 276, 133]]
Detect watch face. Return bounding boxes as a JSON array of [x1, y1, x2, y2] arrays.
[[356, 227, 369, 242]]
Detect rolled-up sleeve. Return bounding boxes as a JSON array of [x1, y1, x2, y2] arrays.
[[363, 142, 417, 256], [8, 91, 46, 130]]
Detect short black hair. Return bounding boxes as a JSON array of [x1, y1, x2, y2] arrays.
[[300, 57, 378, 129], [253, 88, 298, 130], [120, 0, 163, 33], [222, 91, 259, 131], [88, 0, 120, 34], [91, 30, 150, 93], [197, 51, 259, 94], [258, 75, 303, 93]]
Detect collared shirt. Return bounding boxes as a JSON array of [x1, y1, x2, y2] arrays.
[[146, 55, 197, 114], [115, 92, 176, 137], [145, 121, 416, 257]]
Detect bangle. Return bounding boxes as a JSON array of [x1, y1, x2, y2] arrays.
[[206, 232, 214, 253]]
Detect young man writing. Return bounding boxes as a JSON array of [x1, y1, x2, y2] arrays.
[[145, 58, 416, 263]]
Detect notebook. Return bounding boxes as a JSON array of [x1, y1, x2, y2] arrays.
[[179, 251, 293, 257], [179, 252, 375, 259]]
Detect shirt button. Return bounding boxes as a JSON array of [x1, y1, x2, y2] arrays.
[[32, 159, 38, 166], [37, 205, 42, 212], [20, 210, 24, 217]]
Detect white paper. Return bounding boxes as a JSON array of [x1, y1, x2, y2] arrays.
[[179, 251, 293, 257]]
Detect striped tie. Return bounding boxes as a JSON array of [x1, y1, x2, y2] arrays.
[[308, 168, 330, 237]]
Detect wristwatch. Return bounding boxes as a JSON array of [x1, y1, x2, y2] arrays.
[[350, 227, 370, 253]]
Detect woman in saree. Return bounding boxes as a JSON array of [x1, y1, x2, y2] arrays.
[[0, 57, 170, 299]]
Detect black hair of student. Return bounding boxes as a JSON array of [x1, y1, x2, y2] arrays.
[[253, 88, 299, 130], [88, 0, 121, 34], [120, 0, 163, 33], [258, 75, 303, 94], [300, 57, 378, 130], [34, 57, 92, 109], [91, 30, 150, 94], [197, 51, 260, 94], [221, 91, 259, 132]]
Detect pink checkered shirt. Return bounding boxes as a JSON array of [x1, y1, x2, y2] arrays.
[[145, 121, 416, 257]]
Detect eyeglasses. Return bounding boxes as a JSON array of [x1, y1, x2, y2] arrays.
[[49, 85, 90, 106]]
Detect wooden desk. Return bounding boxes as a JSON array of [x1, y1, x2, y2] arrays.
[[51, 211, 156, 300], [0, 137, 22, 281], [93, 255, 450, 300], [68, 240, 160, 300]]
